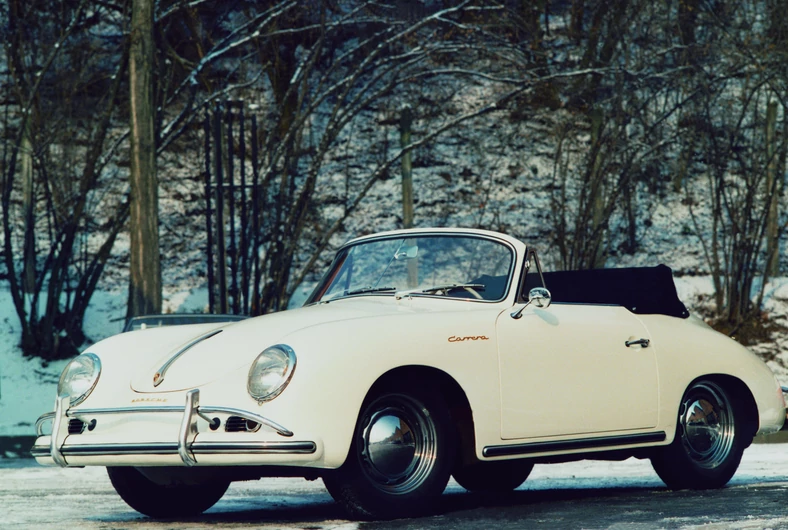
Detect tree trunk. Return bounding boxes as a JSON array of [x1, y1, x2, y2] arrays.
[[765, 100, 779, 277], [21, 122, 36, 303], [128, 0, 161, 318], [569, 0, 584, 42], [589, 107, 607, 269]]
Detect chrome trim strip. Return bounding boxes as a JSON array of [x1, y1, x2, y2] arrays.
[[31, 441, 317, 458], [31, 445, 51, 457], [192, 441, 316, 454], [33, 443, 178, 457], [178, 389, 200, 466], [50, 395, 70, 467], [483, 432, 667, 458], [153, 329, 222, 387], [199, 406, 293, 437], [69, 406, 185, 415], [36, 403, 294, 438]]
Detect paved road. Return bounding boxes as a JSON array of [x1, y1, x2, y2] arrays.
[[5, 444, 788, 529]]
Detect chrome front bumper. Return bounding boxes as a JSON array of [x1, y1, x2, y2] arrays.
[[33, 389, 316, 467]]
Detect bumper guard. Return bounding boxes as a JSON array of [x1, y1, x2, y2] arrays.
[[35, 389, 311, 467]]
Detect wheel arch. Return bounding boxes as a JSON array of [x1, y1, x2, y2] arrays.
[[366, 365, 476, 467], [689, 373, 759, 443], [651, 373, 757, 490], [324, 364, 469, 518]]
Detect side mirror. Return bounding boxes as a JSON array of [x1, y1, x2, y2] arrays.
[[510, 287, 552, 319], [528, 287, 552, 309]]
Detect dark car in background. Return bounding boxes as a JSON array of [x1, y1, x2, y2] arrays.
[[123, 313, 247, 332]]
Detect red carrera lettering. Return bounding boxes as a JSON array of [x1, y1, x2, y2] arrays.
[[448, 335, 489, 343]]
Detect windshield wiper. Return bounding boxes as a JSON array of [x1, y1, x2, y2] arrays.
[[318, 286, 396, 304], [395, 283, 485, 300], [344, 286, 397, 296]]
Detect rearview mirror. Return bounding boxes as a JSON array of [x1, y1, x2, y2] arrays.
[[395, 245, 419, 260]]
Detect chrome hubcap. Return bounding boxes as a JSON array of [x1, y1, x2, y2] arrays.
[[360, 395, 437, 494], [680, 382, 735, 469]]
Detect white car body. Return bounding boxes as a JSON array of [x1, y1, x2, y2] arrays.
[[33, 227, 787, 519]]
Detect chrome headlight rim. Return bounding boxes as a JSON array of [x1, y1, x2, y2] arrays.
[[247, 344, 297, 403], [57, 352, 101, 407]]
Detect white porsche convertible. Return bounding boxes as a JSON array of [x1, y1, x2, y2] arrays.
[[33, 228, 786, 520]]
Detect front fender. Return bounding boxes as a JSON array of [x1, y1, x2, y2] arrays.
[[248, 305, 505, 468]]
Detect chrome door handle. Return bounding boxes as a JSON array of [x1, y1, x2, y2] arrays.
[[625, 338, 650, 348]]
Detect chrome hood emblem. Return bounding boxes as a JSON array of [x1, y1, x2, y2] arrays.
[[152, 329, 223, 387]]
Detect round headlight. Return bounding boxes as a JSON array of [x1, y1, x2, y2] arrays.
[[57, 353, 101, 406], [248, 345, 296, 403]]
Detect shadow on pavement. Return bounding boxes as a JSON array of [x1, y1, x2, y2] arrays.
[[81, 480, 788, 529]]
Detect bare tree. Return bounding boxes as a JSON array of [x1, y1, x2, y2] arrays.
[[203, 1, 531, 313], [688, 80, 786, 331], [1, 0, 130, 359], [513, 0, 684, 270], [678, 1, 788, 333]]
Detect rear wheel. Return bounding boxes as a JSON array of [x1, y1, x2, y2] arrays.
[[651, 380, 747, 490], [107, 466, 229, 518], [453, 460, 533, 493], [323, 385, 455, 520]]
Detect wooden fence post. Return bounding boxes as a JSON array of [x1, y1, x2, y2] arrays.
[[401, 104, 414, 229], [204, 112, 215, 313], [213, 106, 228, 313]]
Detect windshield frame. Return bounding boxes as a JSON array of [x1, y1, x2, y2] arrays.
[[306, 231, 518, 305]]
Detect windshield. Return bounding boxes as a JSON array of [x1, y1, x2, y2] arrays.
[[310, 235, 514, 303]]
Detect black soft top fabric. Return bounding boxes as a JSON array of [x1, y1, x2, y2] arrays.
[[524, 264, 689, 319]]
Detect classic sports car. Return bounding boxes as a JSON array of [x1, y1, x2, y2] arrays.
[[33, 227, 786, 520]]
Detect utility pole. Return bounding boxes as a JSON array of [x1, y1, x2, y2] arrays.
[[128, 0, 161, 317]]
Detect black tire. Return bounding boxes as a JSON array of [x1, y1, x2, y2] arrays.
[[453, 460, 534, 493], [107, 466, 229, 518], [651, 379, 748, 490], [323, 385, 456, 520]]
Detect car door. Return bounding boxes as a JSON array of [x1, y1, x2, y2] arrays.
[[496, 302, 659, 440]]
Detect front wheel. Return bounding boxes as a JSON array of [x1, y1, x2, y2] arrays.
[[323, 386, 455, 520], [651, 380, 748, 490], [107, 467, 229, 518]]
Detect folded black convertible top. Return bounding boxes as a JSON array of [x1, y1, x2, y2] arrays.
[[524, 264, 690, 319]]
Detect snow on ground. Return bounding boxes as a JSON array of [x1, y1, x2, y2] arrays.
[[0, 287, 71, 438]]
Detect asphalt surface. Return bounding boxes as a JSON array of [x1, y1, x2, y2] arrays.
[[6, 444, 788, 529]]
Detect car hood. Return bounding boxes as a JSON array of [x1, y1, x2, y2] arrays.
[[128, 298, 406, 393]]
